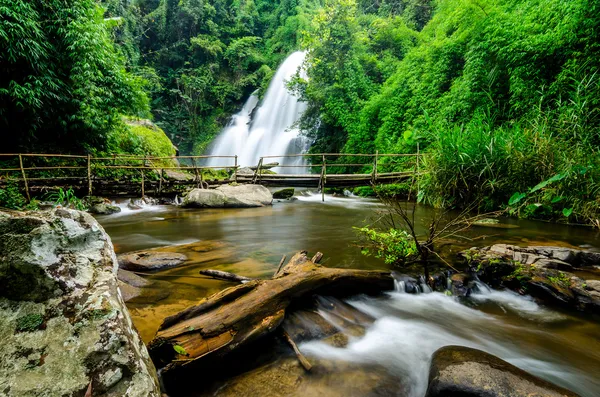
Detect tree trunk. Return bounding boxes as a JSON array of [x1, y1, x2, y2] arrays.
[[148, 251, 393, 378]]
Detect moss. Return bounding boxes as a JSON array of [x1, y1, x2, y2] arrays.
[[127, 123, 176, 163], [16, 314, 44, 332]]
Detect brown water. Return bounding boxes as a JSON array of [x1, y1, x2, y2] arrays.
[[96, 192, 600, 397]]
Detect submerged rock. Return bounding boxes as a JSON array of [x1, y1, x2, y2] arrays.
[[461, 244, 600, 314], [426, 345, 579, 397], [89, 202, 121, 215], [273, 188, 295, 200], [182, 184, 273, 208], [0, 209, 160, 396], [118, 251, 187, 271]]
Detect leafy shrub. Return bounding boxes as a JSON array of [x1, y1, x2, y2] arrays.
[[355, 226, 417, 265], [0, 181, 27, 210]]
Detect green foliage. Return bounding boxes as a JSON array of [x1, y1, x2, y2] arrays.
[[0, 180, 27, 210], [355, 226, 417, 265], [0, 0, 149, 153], [298, 0, 600, 226]]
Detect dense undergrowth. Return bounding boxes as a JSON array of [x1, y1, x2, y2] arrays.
[[294, 0, 600, 226]]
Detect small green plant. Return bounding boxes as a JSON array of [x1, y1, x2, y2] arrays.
[[16, 314, 44, 332], [45, 188, 87, 211], [355, 227, 418, 265], [173, 345, 189, 356], [0, 180, 27, 210]]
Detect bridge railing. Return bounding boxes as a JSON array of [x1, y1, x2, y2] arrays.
[[0, 150, 423, 200], [250, 149, 422, 199], [0, 153, 239, 200]]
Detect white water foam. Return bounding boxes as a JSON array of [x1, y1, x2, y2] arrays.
[[300, 290, 593, 397]]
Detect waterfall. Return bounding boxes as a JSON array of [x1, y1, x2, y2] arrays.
[[206, 51, 310, 173]]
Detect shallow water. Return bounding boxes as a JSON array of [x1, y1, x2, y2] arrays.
[[96, 192, 600, 396]]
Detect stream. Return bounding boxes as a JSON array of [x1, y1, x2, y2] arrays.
[[96, 192, 600, 397]]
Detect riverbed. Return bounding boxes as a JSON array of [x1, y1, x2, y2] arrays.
[[96, 192, 600, 397]]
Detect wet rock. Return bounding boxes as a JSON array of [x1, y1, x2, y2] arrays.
[[0, 209, 160, 396], [198, 356, 402, 397], [128, 202, 143, 210], [461, 245, 600, 314], [236, 167, 254, 175], [450, 273, 472, 297], [182, 185, 273, 208], [392, 274, 420, 293], [117, 270, 152, 302], [163, 169, 194, 181], [273, 188, 295, 200], [118, 251, 187, 271], [89, 202, 121, 215], [426, 345, 579, 397]]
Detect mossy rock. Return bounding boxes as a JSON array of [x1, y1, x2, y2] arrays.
[[273, 188, 294, 199]]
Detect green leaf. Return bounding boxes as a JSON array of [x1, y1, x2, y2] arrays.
[[562, 208, 573, 217], [529, 173, 567, 193], [173, 345, 188, 356], [551, 196, 564, 204], [508, 192, 526, 206]]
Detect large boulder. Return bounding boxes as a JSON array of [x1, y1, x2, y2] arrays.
[[426, 346, 579, 397], [182, 184, 273, 208], [0, 209, 160, 396]]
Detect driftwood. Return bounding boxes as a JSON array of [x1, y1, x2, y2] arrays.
[[148, 251, 393, 379], [198, 269, 253, 283], [282, 330, 312, 371]]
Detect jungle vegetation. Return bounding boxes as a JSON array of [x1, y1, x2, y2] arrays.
[[1, 0, 599, 225]]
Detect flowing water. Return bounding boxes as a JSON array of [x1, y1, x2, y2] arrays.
[[205, 51, 310, 172], [96, 193, 600, 397]]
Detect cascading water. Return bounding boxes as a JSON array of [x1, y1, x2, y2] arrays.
[[206, 51, 310, 173]]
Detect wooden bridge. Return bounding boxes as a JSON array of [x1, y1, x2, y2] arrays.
[[0, 151, 422, 199]]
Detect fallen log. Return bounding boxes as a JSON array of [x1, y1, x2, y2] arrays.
[[148, 251, 393, 380], [198, 269, 254, 283]]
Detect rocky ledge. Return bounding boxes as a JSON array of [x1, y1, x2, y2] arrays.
[[182, 184, 273, 208], [0, 209, 160, 396], [460, 244, 600, 314]]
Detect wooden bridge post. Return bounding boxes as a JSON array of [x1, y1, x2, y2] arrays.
[[372, 150, 378, 184], [141, 155, 146, 197], [191, 158, 201, 188], [158, 169, 164, 195], [416, 142, 420, 175], [87, 154, 92, 196], [18, 154, 30, 202], [321, 155, 326, 202], [234, 155, 238, 183], [252, 158, 263, 184]]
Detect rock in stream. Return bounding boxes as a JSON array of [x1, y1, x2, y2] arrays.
[[182, 184, 273, 208]]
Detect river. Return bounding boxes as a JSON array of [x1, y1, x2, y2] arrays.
[[96, 192, 600, 397]]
